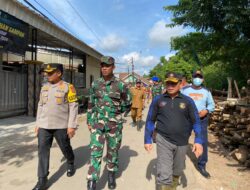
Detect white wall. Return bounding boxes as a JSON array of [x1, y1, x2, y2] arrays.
[[86, 55, 100, 88]]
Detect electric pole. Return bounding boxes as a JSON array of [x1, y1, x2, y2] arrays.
[[131, 57, 134, 85]]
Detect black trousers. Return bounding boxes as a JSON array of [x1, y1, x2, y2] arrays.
[[37, 128, 75, 178]]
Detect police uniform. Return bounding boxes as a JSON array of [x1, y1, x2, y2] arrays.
[[35, 63, 78, 189], [86, 56, 131, 188], [130, 80, 146, 130]]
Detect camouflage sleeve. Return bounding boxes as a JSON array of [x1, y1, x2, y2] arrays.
[[87, 82, 96, 125], [120, 82, 132, 113]]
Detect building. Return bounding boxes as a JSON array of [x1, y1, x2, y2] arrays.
[[0, 0, 103, 118], [117, 72, 150, 87]]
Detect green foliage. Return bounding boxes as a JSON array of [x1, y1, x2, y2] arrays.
[[149, 54, 198, 83], [160, 0, 250, 89]]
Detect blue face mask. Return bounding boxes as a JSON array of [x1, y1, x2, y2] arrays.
[[193, 78, 203, 86]]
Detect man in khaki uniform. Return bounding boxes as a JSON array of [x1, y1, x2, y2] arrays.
[[33, 63, 78, 190], [130, 79, 146, 131]]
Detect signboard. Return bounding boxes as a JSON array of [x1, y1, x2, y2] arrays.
[[0, 10, 29, 55]]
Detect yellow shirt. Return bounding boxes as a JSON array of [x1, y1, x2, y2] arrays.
[[130, 87, 145, 108]]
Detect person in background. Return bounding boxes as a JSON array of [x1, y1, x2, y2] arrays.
[[86, 56, 131, 190], [130, 79, 146, 131], [181, 70, 215, 178], [180, 74, 190, 89], [151, 76, 162, 99], [33, 63, 78, 190]]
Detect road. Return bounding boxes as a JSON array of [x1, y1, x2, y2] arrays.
[[0, 104, 249, 190]]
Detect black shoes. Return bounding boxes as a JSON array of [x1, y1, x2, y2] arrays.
[[108, 171, 116, 189], [32, 177, 47, 190], [87, 180, 96, 190], [67, 163, 75, 177], [198, 167, 211, 178]]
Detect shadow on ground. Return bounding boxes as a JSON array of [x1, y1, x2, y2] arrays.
[[97, 145, 138, 189], [146, 158, 187, 189], [47, 145, 90, 188], [0, 125, 37, 167]]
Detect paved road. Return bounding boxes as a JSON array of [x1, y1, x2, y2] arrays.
[[0, 104, 249, 190]]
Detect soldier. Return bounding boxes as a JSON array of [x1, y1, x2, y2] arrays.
[[33, 63, 78, 190], [151, 76, 162, 99], [86, 56, 131, 190], [130, 79, 146, 131]]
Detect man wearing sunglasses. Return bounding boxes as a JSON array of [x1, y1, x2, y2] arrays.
[[181, 70, 215, 178], [144, 72, 203, 190]]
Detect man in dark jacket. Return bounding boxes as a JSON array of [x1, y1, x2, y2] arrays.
[[144, 72, 203, 190]]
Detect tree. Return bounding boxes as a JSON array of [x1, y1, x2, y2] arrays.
[[164, 0, 250, 88]]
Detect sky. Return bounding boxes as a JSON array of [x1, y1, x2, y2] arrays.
[[18, 0, 191, 75]]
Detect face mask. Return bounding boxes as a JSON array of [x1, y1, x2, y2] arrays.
[[193, 78, 203, 86]]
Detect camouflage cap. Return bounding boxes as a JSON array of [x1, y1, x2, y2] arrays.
[[101, 56, 115, 65], [44, 63, 63, 73]]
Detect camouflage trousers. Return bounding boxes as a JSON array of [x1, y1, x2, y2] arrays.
[[87, 124, 123, 181]]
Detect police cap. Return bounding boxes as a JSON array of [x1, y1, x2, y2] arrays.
[[44, 63, 63, 73]]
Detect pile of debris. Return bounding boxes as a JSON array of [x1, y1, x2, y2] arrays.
[[209, 99, 250, 167]]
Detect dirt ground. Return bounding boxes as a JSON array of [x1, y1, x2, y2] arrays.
[[192, 132, 250, 190], [0, 107, 250, 190]]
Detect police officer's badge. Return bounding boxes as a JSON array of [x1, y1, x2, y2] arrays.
[[179, 102, 186, 109]]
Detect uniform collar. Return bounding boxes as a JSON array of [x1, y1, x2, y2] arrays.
[[101, 75, 116, 84], [163, 92, 182, 99]]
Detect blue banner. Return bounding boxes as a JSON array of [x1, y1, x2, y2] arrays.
[[0, 10, 29, 55]]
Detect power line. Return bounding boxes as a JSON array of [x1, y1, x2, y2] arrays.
[[29, 0, 76, 36], [23, 0, 49, 20], [65, 0, 102, 43]]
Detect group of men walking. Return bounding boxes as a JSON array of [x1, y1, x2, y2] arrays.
[[32, 55, 214, 190]]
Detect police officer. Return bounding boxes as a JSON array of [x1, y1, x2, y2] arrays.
[[130, 79, 146, 131], [181, 70, 215, 178], [151, 76, 162, 99], [33, 63, 78, 190], [86, 56, 131, 190], [144, 72, 203, 190]]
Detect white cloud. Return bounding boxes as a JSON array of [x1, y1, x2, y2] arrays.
[[148, 19, 188, 47], [117, 51, 159, 75], [99, 34, 126, 52]]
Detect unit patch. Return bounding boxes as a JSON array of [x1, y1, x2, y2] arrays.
[[179, 102, 186, 109]]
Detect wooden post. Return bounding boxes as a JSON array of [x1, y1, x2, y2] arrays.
[[227, 77, 232, 98], [234, 80, 241, 99]]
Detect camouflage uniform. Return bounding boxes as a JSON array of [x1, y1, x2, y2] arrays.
[[151, 84, 162, 99], [87, 76, 131, 180]]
